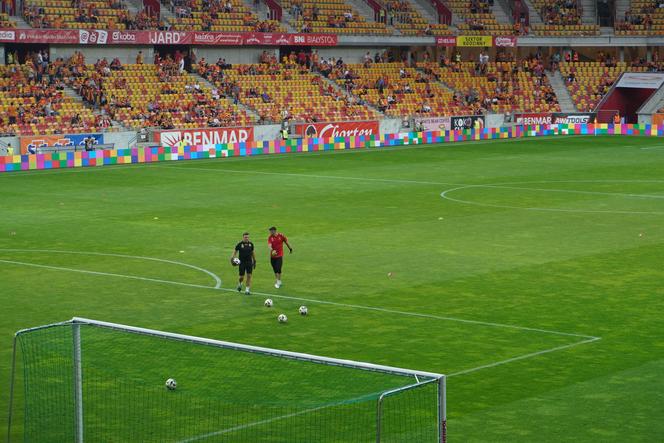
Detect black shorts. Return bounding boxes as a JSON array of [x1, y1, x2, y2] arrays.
[[239, 260, 253, 276], [271, 257, 283, 274]]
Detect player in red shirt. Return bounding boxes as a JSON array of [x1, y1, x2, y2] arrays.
[[267, 226, 293, 289]]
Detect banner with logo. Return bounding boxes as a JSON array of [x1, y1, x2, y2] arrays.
[[435, 36, 456, 46], [3, 28, 337, 46], [0, 30, 16, 42], [515, 113, 552, 125], [551, 112, 596, 124], [493, 36, 517, 47], [451, 115, 485, 130], [414, 116, 451, 132], [456, 35, 493, 47], [294, 121, 380, 138], [19, 133, 104, 154], [154, 127, 254, 147]]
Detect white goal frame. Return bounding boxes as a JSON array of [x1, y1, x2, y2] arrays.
[[8, 317, 447, 442]]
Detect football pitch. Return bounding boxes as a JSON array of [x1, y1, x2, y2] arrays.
[[1, 134, 664, 441]]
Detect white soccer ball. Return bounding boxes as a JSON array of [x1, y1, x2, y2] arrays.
[[264, 298, 273, 308], [165, 378, 177, 390], [299, 306, 308, 316], [232, 257, 241, 265], [278, 314, 288, 323]]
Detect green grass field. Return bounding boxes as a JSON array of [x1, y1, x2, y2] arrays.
[[1, 134, 664, 442]]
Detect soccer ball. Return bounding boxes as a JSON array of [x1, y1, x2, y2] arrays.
[[264, 298, 273, 308], [165, 378, 177, 390], [299, 306, 308, 316], [278, 314, 288, 323], [231, 257, 241, 266]]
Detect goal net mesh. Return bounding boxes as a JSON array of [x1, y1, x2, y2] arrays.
[[9, 319, 444, 442]]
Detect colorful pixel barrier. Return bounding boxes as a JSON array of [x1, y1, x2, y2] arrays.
[[1, 124, 662, 173]]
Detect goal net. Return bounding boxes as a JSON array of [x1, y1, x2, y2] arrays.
[[8, 317, 446, 442]]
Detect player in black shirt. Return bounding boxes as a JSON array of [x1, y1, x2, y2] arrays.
[[231, 232, 256, 295]]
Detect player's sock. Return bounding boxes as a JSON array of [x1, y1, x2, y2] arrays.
[[245, 287, 250, 295], [237, 282, 242, 292]]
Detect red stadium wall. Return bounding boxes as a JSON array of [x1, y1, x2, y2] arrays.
[[596, 87, 656, 123]]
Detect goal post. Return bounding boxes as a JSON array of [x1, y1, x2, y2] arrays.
[[8, 317, 447, 442]]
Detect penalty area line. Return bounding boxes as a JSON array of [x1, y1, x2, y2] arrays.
[[0, 257, 598, 340], [447, 336, 601, 377], [1, 258, 602, 379], [0, 248, 222, 289]]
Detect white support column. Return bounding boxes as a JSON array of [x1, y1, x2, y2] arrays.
[[73, 324, 84, 443]]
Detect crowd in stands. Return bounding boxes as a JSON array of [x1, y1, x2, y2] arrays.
[[23, 0, 165, 30], [530, 0, 599, 35], [166, 0, 283, 32], [419, 50, 559, 115], [540, 0, 581, 26], [70, 51, 253, 129], [382, 0, 452, 36], [195, 49, 377, 123], [615, 0, 664, 34], [284, 0, 390, 34], [3, 38, 662, 138], [559, 51, 660, 111], [0, 51, 98, 136], [446, 0, 514, 35], [0, 12, 16, 27]]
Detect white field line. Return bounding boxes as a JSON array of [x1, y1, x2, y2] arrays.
[[440, 185, 664, 215], [0, 259, 222, 291], [447, 337, 601, 377], [178, 405, 328, 443], [0, 254, 597, 340], [640, 145, 664, 150], [0, 134, 595, 179], [0, 249, 221, 288], [155, 166, 664, 203], [176, 337, 601, 442]]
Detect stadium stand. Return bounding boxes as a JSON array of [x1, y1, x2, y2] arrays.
[[529, 0, 600, 35], [196, 52, 379, 123], [418, 53, 561, 114], [283, 0, 391, 34], [326, 59, 470, 117], [0, 57, 98, 136], [559, 59, 648, 111], [383, 0, 452, 36], [72, 53, 255, 130], [23, 0, 163, 30], [448, 0, 514, 35], [615, 0, 662, 35], [0, 12, 17, 27], [164, 0, 285, 32]]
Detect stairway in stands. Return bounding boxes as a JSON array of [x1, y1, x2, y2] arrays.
[[547, 70, 578, 112]]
